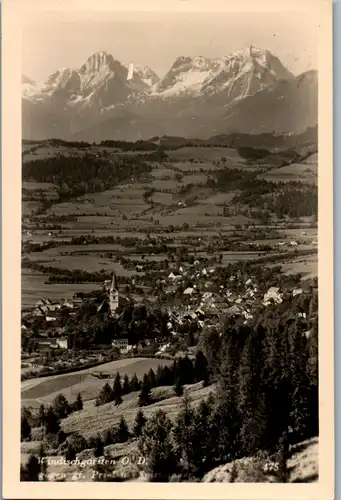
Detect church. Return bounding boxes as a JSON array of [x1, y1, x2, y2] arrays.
[[109, 271, 119, 316], [98, 271, 130, 317]]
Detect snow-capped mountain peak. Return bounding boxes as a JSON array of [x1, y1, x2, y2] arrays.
[[79, 51, 118, 74], [133, 65, 160, 87], [154, 46, 294, 99], [22, 47, 316, 142], [42, 68, 81, 96]]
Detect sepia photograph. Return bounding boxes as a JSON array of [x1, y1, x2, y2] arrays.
[[1, 0, 334, 498]]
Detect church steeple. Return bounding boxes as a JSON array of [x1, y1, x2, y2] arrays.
[[109, 271, 119, 316], [110, 271, 117, 292]]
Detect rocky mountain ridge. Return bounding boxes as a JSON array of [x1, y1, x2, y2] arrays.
[[22, 46, 317, 140]]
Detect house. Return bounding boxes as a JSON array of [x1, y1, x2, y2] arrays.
[[46, 314, 57, 322], [33, 337, 67, 349], [72, 296, 84, 307], [36, 298, 52, 308], [183, 311, 198, 321], [33, 338, 55, 349], [242, 310, 253, 320], [112, 338, 131, 354], [156, 342, 170, 355], [263, 287, 283, 306], [290, 240, 298, 246], [112, 338, 128, 348], [226, 305, 243, 317], [56, 337, 68, 349], [293, 288, 303, 297], [183, 287, 195, 295], [202, 292, 213, 301], [168, 272, 176, 280], [33, 306, 45, 317]]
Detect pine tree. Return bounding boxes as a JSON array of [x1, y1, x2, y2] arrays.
[[38, 444, 48, 481], [93, 434, 104, 457], [117, 415, 130, 443], [192, 399, 214, 475], [52, 394, 72, 419], [194, 350, 209, 384], [95, 382, 114, 406], [65, 443, 76, 462], [306, 322, 318, 386], [174, 377, 184, 397], [44, 407, 60, 435], [237, 328, 269, 455], [147, 368, 156, 388], [156, 364, 164, 386], [122, 374, 131, 395], [210, 331, 243, 463], [25, 454, 41, 481], [139, 374, 152, 407], [198, 327, 222, 379], [67, 432, 88, 455], [103, 429, 113, 446], [179, 356, 195, 384], [138, 409, 177, 481], [37, 404, 46, 426], [134, 410, 147, 437], [173, 392, 197, 479], [262, 323, 292, 448], [130, 373, 141, 391], [73, 393, 83, 411], [113, 372, 123, 405], [21, 416, 31, 441]]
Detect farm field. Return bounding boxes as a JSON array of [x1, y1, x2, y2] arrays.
[[22, 140, 318, 311], [21, 269, 102, 309], [271, 254, 318, 279], [257, 161, 317, 184], [167, 146, 245, 161], [21, 357, 173, 408]]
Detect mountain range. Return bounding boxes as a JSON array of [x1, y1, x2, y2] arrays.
[[22, 47, 318, 141]]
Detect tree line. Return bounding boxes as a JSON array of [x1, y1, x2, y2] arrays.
[[22, 153, 152, 204], [95, 352, 209, 407]]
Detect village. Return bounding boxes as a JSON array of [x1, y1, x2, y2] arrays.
[[21, 250, 316, 381]]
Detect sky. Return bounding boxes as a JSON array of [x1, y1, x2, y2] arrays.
[[22, 11, 318, 85]]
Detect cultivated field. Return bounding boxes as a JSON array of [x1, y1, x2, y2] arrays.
[[22, 142, 318, 306], [21, 269, 102, 309], [21, 358, 173, 408]]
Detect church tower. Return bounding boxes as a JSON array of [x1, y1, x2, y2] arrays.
[[109, 271, 119, 316]]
